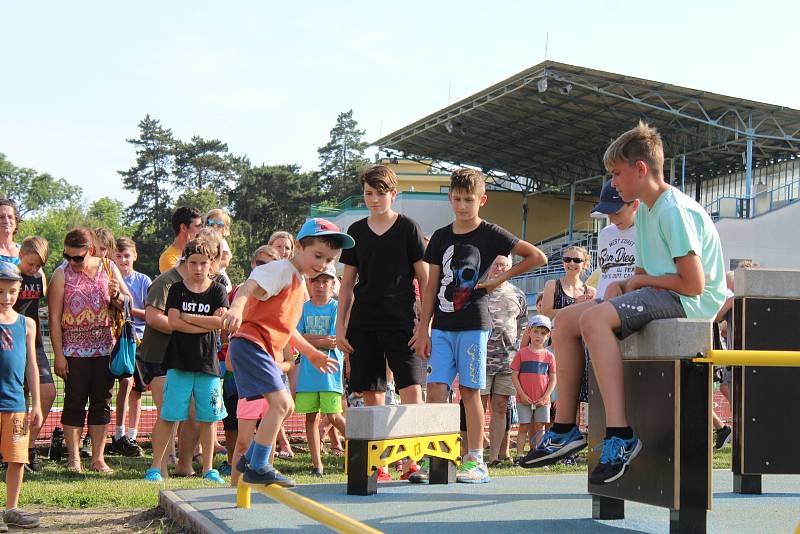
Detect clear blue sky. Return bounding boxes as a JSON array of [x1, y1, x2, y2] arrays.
[[2, 0, 798, 205]]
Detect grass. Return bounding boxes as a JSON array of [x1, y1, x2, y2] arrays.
[[4, 442, 734, 510]]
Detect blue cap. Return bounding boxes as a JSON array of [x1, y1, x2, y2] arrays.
[[296, 218, 355, 249], [592, 181, 626, 215], [528, 314, 552, 331], [0, 261, 23, 282]]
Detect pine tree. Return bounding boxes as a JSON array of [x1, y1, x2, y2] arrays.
[[172, 136, 243, 204], [317, 110, 370, 204]]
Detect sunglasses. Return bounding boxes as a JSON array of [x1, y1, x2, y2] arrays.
[[62, 251, 89, 263], [562, 256, 584, 264], [207, 219, 225, 227]]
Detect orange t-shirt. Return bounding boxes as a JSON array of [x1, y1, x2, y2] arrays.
[[233, 259, 306, 358]]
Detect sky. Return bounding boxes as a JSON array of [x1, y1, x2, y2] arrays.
[[2, 0, 798, 206]]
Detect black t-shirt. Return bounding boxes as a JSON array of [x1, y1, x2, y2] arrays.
[[424, 221, 518, 331], [13, 273, 44, 348], [340, 214, 425, 330], [163, 280, 229, 376]]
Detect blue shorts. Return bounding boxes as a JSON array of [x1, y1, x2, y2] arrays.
[[229, 337, 287, 399], [161, 369, 227, 423], [428, 329, 490, 390]]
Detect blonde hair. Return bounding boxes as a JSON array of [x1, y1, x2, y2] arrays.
[[94, 228, 115, 256], [252, 245, 280, 263], [268, 231, 294, 252], [20, 236, 49, 265], [563, 245, 591, 274], [603, 121, 665, 179], [196, 227, 221, 260], [206, 208, 232, 237]]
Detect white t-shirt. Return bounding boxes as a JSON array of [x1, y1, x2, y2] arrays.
[[596, 223, 637, 299]]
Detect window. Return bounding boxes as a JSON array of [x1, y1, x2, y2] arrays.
[[439, 186, 450, 193]]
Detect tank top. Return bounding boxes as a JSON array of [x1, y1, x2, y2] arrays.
[[0, 314, 27, 412], [553, 278, 587, 310], [62, 263, 115, 358], [0, 243, 20, 265]]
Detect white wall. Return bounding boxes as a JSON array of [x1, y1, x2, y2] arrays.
[[716, 201, 800, 269]]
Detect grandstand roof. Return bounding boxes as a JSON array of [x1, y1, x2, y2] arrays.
[[375, 61, 800, 194]]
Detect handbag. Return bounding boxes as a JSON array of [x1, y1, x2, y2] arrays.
[[109, 297, 138, 378]]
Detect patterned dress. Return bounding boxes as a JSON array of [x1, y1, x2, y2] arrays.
[[61, 264, 115, 358]]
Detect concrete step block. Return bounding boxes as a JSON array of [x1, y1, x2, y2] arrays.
[[734, 268, 800, 299], [619, 318, 712, 360], [346, 404, 460, 440]]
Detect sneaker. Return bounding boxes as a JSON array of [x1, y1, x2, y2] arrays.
[[26, 448, 42, 473], [144, 467, 164, 482], [235, 455, 248, 474], [0, 517, 6, 533], [408, 458, 429, 484], [456, 460, 491, 484], [399, 462, 420, 480], [519, 427, 586, 468], [80, 436, 92, 459], [243, 465, 296, 487], [714, 425, 732, 450], [3, 508, 40, 529], [218, 461, 232, 476], [376, 466, 392, 482], [588, 435, 643, 485], [202, 469, 226, 485], [310, 467, 324, 478], [113, 436, 143, 457]]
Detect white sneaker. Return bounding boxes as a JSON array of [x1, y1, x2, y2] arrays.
[[456, 459, 490, 484]]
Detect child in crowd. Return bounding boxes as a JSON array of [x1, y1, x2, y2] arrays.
[[14, 236, 54, 472], [511, 315, 556, 459], [111, 237, 152, 457], [206, 209, 233, 292], [144, 240, 229, 484], [522, 122, 727, 485], [0, 262, 42, 530], [592, 181, 638, 300], [297, 264, 346, 477], [413, 168, 547, 484], [93, 229, 115, 259], [223, 218, 351, 487]]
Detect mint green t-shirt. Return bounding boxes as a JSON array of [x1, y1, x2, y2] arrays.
[[634, 187, 726, 319]]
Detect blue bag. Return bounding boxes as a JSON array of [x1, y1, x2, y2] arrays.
[[109, 298, 138, 378]]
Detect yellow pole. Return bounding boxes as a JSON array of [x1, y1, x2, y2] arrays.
[[236, 483, 252, 509], [241, 482, 383, 534], [694, 350, 800, 367]]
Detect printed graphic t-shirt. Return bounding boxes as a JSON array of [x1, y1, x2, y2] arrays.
[[164, 280, 229, 376], [424, 221, 518, 331], [596, 223, 637, 299], [14, 273, 45, 349], [296, 299, 344, 393]]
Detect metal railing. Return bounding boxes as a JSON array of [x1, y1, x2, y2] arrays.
[[704, 177, 800, 220]]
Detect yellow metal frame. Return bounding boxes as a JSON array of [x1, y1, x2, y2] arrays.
[[694, 350, 800, 367], [345, 433, 461, 475], [237, 481, 383, 534]]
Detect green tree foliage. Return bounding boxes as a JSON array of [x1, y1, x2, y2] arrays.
[[173, 136, 248, 205], [317, 110, 370, 204], [0, 153, 83, 216]]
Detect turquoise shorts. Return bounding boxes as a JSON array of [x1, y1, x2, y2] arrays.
[[161, 369, 227, 423]]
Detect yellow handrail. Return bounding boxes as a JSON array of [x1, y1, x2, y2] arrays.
[[693, 350, 800, 367]]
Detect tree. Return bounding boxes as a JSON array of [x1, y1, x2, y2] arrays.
[[87, 197, 132, 238], [0, 152, 83, 216], [172, 136, 247, 204], [317, 110, 370, 204]]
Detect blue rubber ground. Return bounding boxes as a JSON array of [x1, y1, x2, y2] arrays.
[[167, 471, 800, 533]]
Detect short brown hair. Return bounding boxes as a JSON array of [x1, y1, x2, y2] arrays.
[[298, 234, 344, 251], [64, 228, 95, 249], [196, 228, 221, 260], [116, 237, 137, 253], [182, 239, 216, 261], [450, 168, 486, 195], [603, 121, 665, 179], [94, 228, 115, 255], [359, 165, 398, 193], [20, 236, 49, 265]]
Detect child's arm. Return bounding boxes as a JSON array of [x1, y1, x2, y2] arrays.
[[540, 279, 557, 319], [511, 370, 531, 405], [24, 317, 43, 430], [477, 240, 547, 293], [413, 263, 440, 359], [623, 254, 705, 296], [47, 268, 68, 379], [291, 328, 339, 373], [168, 308, 212, 334], [335, 265, 357, 354], [304, 334, 338, 350], [604, 267, 647, 299], [408, 260, 429, 348], [145, 305, 172, 334], [181, 307, 226, 330], [535, 372, 557, 406], [221, 279, 266, 333]]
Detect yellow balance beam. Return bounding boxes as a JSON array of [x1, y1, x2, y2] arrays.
[[694, 350, 800, 367], [237, 482, 383, 534]]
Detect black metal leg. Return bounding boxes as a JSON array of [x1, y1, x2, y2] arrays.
[[347, 440, 377, 495], [592, 495, 624, 520], [429, 456, 455, 484], [670, 507, 706, 534], [733, 473, 762, 495]]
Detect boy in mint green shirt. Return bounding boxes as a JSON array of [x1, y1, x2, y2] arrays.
[[519, 121, 726, 485]]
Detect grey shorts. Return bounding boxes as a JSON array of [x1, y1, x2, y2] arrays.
[[36, 345, 54, 385], [605, 287, 686, 340], [517, 403, 551, 424]]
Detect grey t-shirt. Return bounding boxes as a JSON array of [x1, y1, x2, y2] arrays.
[[140, 267, 183, 364]]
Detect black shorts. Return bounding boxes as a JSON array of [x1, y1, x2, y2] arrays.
[[347, 325, 426, 393], [139, 359, 166, 386], [222, 371, 238, 431]]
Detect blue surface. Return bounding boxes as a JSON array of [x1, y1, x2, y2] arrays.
[[170, 471, 800, 533]]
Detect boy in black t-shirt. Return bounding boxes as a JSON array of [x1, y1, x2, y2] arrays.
[[144, 239, 229, 485], [336, 164, 428, 480], [412, 168, 547, 484]]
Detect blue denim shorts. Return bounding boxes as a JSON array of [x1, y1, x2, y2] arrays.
[[161, 369, 227, 423], [428, 329, 490, 390]]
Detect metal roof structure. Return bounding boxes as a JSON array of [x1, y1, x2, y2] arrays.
[[375, 61, 800, 198]]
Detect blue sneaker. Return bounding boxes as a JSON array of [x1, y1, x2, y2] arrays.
[[218, 461, 232, 476], [519, 427, 587, 468], [144, 467, 163, 482], [243, 465, 296, 487], [202, 469, 226, 485], [235, 455, 248, 474], [588, 435, 642, 484]]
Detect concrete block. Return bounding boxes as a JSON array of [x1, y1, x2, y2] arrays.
[[734, 268, 800, 299], [619, 318, 712, 360], [345, 404, 460, 440]]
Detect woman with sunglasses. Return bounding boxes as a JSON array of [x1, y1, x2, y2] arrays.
[[0, 199, 21, 266], [47, 228, 128, 473]]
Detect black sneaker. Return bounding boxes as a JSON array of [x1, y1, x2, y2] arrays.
[[310, 467, 323, 478], [243, 465, 296, 487], [714, 425, 732, 450], [80, 436, 92, 458], [27, 449, 42, 472], [115, 436, 144, 457], [588, 435, 642, 485]]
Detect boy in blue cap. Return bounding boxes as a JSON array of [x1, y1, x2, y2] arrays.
[[592, 181, 638, 300]]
